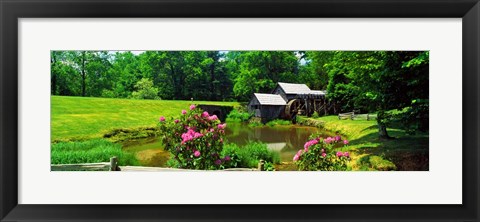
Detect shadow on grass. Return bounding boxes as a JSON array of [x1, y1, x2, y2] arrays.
[[348, 131, 429, 171]]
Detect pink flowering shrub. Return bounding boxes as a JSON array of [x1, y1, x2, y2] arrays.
[[158, 105, 230, 170], [293, 136, 351, 171]]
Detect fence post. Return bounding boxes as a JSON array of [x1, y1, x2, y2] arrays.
[[110, 156, 118, 171], [367, 114, 370, 121], [258, 159, 265, 171]]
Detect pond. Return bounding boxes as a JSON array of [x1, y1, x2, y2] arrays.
[[225, 122, 332, 162], [122, 122, 333, 168]]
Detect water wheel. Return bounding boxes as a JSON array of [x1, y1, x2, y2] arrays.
[[285, 99, 301, 119]]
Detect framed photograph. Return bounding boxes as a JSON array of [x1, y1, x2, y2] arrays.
[[1, 0, 479, 221]]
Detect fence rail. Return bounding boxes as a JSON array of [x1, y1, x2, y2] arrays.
[[338, 112, 377, 121], [51, 157, 265, 171], [51, 156, 119, 171]]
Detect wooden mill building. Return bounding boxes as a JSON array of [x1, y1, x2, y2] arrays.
[[248, 82, 328, 123]]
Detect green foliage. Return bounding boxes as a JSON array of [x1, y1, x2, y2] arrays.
[[226, 51, 300, 100], [51, 51, 234, 101], [221, 142, 281, 169], [158, 105, 230, 170], [265, 119, 292, 127], [294, 136, 350, 171], [51, 51, 112, 97], [298, 51, 334, 90], [402, 51, 429, 68], [226, 109, 252, 122], [324, 51, 429, 136], [131, 78, 160, 100], [103, 127, 159, 143], [263, 161, 276, 171], [51, 139, 138, 166], [397, 99, 429, 134], [248, 121, 264, 127]]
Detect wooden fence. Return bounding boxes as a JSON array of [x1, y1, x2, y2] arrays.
[[51, 157, 120, 171], [51, 156, 265, 171], [338, 111, 377, 121]]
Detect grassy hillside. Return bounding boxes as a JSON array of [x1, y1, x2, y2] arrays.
[[51, 96, 240, 141]]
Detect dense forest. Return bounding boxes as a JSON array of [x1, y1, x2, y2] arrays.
[[51, 50, 429, 134]]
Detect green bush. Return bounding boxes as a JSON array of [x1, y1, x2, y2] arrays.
[[226, 109, 252, 122], [265, 119, 291, 127], [221, 142, 280, 169], [51, 139, 138, 166], [131, 78, 160, 100], [294, 136, 350, 171], [158, 104, 230, 170]]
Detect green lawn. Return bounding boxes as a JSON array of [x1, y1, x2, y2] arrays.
[[299, 116, 429, 171], [51, 96, 240, 141]]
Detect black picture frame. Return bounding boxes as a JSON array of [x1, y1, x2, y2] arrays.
[[1, 0, 479, 221]]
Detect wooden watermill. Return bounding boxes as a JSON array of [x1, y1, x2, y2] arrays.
[[285, 99, 302, 119], [248, 82, 329, 123]]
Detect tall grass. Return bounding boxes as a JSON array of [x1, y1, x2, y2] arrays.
[[51, 139, 138, 166], [222, 142, 280, 168]]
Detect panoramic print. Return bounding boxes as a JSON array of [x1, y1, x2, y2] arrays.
[[50, 51, 429, 171]]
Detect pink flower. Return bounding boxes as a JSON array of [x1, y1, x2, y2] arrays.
[[303, 139, 318, 152], [181, 110, 187, 115], [174, 119, 179, 124], [335, 135, 341, 141], [220, 138, 223, 143], [214, 159, 222, 165], [293, 154, 300, 161], [208, 115, 218, 121], [296, 149, 303, 157], [324, 137, 334, 144], [224, 155, 231, 161], [181, 128, 203, 144], [344, 152, 350, 157], [217, 123, 227, 129], [321, 153, 327, 157], [190, 104, 196, 110], [194, 150, 201, 157], [159, 116, 165, 122], [336, 151, 343, 157], [343, 139, 349, 145], [202, 111, 210, 118], [321, 149, 325, 153]]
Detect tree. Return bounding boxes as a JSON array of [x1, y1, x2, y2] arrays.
[[131, 78, 160, 100], [227, 51, 299, 101], [324, 51, 429, 138], [298, 51, 333, 90]]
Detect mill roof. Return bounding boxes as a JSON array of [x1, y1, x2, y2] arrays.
[[277, 82, 312, 94], [253, 93, 287, 105], [309, 90, 327, 95]]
